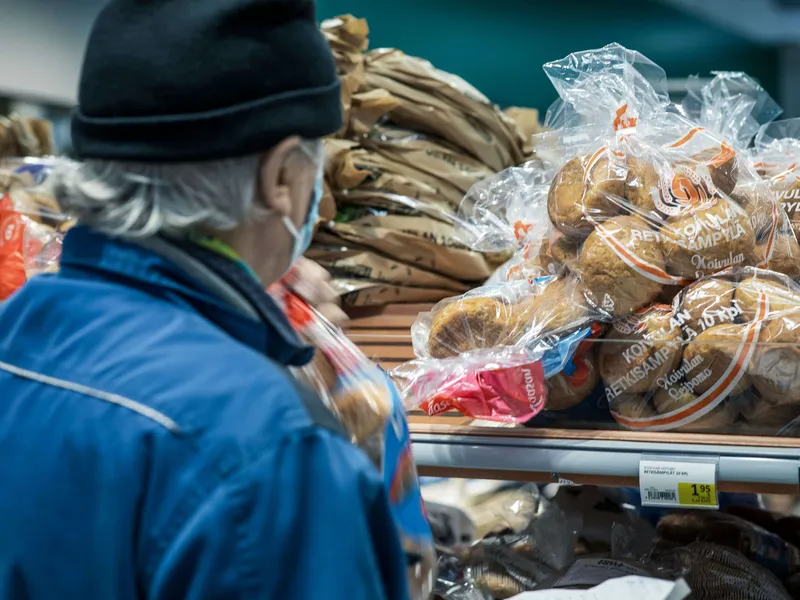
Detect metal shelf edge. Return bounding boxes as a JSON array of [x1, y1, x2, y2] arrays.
[[411, 432, 800, 489]]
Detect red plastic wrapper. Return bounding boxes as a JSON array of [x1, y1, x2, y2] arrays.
[[0, 193, 26, 299], [418, 360, 547, 423], [0, 159, 66, 299]]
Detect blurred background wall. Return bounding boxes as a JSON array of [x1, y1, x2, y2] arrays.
[[316, 0, 780, 113], [0, 0, 788, 152]]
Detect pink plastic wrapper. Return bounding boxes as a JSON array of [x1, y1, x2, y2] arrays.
[[419, 360, 547, 423]]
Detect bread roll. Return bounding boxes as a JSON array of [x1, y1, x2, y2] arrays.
[[577, 215, 664, 317], [427, 296, 516, 359], [548, 152, 625, 238], [769, 177, 800, 239], [519, 235, 578, 278], [624, 156, 660, 217], [599, 304, 682, 396], [692, 145, 739, 197], [754, 233, 800, 279], [741, 399, 800, 435], [518, 276, 588, 337], [731, 181, 776, 242], [661, 198, 755, 279], [611, 394, 658, 421], [333, 378, 393, 444], [735, 277, 800, 322], [750, 311, 800, 405], [652, 385, 738, 433], [682, 323, 753, 397], [678, 278, 738, 335]]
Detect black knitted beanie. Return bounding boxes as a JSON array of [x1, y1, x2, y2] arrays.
[[71, 0, 342, 162]]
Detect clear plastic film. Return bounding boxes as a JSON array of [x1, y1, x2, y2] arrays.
[[681, 72, 782, 149], [455, 164, 583, 284], [753, 118, 800, 256], [647, 542, 792, 600], [269, 284, 436, 600], [542, 43, 670, 133], [449, 486, 579, 599]]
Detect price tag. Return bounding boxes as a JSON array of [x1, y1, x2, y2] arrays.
[[639, 459, 718, 509]]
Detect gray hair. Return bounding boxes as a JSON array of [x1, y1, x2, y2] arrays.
[[50, 139, 322, 238]]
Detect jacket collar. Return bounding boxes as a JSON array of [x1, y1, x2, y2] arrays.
[[58, 226, 313, 367]]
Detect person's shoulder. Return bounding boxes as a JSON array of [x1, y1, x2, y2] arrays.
[[106, 311, 327, 449], [3, 274, 333, 455]]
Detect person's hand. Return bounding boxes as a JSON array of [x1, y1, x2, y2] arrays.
[[285, 258, 348, 326]]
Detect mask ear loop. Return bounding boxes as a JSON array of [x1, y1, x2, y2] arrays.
[[281, 214, 301, 241]]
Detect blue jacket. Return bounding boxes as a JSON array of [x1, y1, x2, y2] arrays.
[[0, 227, 408, 600]]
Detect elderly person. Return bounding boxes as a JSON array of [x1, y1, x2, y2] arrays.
[[0, 1, 408, 599]]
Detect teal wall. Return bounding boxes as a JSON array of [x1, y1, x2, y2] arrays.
[[318, 0, 778, 113]]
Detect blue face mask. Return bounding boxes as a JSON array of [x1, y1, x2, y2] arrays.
[[282, 167, 324, 266]]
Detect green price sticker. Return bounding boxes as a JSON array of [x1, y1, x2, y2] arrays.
[[677, 482, 717, 507]]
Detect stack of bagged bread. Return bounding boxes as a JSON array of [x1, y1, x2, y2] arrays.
[[395, 45, 800, 436], [310, 16, 538, 308]]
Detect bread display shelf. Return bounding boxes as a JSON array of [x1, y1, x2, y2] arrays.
[[409, 416, 800, 494], [345, 304, 800, 495]]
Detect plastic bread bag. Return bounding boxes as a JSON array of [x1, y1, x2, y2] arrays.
[[523, 332, 615, 430], [541, 46, 779, 320], [551, 486, 656, 561], [393, 275, 599, 423], [456, 163, 580, 284], [601, 266, 800, 434], [647, 542, 792, 600], [677, 73, 800, 280], [680, 72, 782, 150], [268, 284, 436, 600], [0, 158, 68, 299], [457, 486, 579, 598], [654, 511, 800, 584], [754, 118, 800, 248]]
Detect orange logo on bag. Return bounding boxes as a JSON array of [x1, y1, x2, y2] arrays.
[[0, 193, 27, 300], [774, 163, 798, 183], [613, 104, 637, 131], [656, 163, 717, 216], [283, 291, 315, 329], [667, 127, 704, 148], [0, 194, 23, 256], [514, 221, 532, 243], [708, 143, 735, 168], [669, 172, 710, 207]]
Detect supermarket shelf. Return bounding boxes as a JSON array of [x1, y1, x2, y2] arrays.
[[409, 416, 800, 495], [344, 304, 800, 494]]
